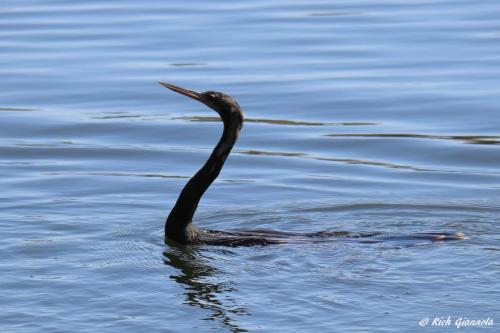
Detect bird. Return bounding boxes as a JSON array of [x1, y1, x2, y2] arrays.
[[159, 82, 465, 246], [159, 82, 277, 246]]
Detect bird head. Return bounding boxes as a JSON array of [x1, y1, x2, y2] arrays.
[[159, 82, 243, 124]]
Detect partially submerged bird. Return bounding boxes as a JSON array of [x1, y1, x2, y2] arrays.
[[160, 82, 256, 245], [159, 82, 465, 246]]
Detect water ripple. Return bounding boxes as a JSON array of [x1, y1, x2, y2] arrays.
[[326, 133, 500, 145]]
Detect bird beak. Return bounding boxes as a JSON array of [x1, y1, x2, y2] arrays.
[[159, 82, 204, 103]]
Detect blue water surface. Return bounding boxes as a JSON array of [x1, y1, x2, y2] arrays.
[[1, 0, 499, 332]]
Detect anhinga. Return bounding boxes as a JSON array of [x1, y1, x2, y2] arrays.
[[160, 82, 274, 246], [159, 82, 465, 246]]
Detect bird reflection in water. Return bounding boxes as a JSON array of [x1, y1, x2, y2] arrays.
[[163, 240, 248, 333]]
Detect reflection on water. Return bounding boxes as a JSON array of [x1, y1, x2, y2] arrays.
[[326, 133, 500, 145], [0, 107, 36, 112], [174, 116, 376, 127], [169, 63, 207, 67], [238, 149, 432, 171], [43, 172, 189, 179], [163, 242, 246, 333], [307, 12, 357, 17]]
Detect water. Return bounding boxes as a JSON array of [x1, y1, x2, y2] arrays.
[[1, 0, 499, 332]]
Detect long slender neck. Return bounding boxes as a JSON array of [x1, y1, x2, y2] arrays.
[[165, 113, 241, 243]]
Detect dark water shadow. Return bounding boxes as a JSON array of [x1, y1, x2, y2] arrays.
[[0, 107, 36, 112], [169, 62, 207, 67], [237, 149, 433, 172], [91, 114, 143, 119], [44, 172, 189, 179], [307, 12, 360, 17], [163, 241, 247, 333], [175, 115, 375, 127], [325, 133, 500, 145]]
